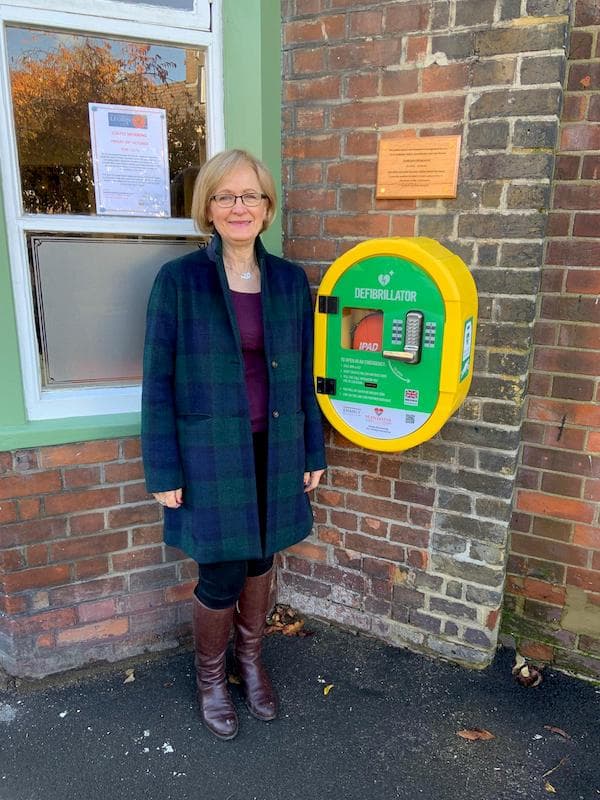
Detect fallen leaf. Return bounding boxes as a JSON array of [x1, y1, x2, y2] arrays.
[[282, 620, 305, 636], [544, 725, 571, 740], [580, 75, 591, 88], [123, 669, 135, 684], [544, 782, 557, 794], [514, 662, 543, 687], [323, 684, 334, 696], [456, 728, 495, 741], [227, 674, 241, 685], [512, 653, 527, 674]]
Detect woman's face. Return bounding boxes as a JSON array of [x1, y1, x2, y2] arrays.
[[208, 164, 268, 250]]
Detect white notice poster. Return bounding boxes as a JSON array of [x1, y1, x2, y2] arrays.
[[89, 103, 170, 217]]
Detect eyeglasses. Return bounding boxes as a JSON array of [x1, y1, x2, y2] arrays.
[[210, 192, 267, 208]]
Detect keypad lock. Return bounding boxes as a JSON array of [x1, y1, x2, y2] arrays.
[[383, 310, 424, 364]]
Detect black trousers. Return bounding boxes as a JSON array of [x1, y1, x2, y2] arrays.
[[194, 431, 274, 609]]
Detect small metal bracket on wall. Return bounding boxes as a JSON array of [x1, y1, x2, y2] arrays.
[[318, 295, 339, 314], [316, 377, 337, 395]]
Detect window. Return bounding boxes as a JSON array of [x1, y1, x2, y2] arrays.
[[0, 1, 223, 420]]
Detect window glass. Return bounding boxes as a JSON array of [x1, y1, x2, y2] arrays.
[[29, 233, 203, 387], [8, 26, 206, 216]]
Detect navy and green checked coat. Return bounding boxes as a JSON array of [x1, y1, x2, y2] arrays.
[[141, 234, 326, 564]]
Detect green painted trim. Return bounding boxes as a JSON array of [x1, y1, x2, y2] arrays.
[[0, 3, 283, 450], [0, 414, 140, 451], [222, 0, 282, 256], [0, 183, 27, 428]]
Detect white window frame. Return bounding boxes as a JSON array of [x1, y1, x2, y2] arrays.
[[0, 0, 224, 420]]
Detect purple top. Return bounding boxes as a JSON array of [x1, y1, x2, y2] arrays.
[[230, 290, 269, 433]]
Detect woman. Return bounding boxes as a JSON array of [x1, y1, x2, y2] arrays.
[[141, 149, 326, 740]]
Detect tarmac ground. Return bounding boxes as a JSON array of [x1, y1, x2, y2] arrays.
[[1, 619, 599, 800]]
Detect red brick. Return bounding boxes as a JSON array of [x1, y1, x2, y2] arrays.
[[0, 549, 25, 572], [385, 1, 429, 32], [339, 186, 376, 212], [78, 598, 117, 623], [403, 96, 465, 123], [509, 576, 566, 605], [566, 567, 600, 593], [292, 48, 325, 75], [57, 617, 128, 645], [533, 348, 600, 376], [325, 214, 390, 237], [555, 155, 580, 180], [582, 155, 600, 179], [44, 487, 119, 516], [362, 557, 394, 580], [546, 241, 600, 267], [283, 15, 345, 46], [511, 531, 590, 565], [108, 503, 161, 529], [286, 237, 337, 262], [573, 524, 600, 549], [0, 517, 67, 547], [409, 506, 433, 528], [422, 63, 469, 92], [295, 108, 325, 131], [394, 481, 435, 506], [40, 440, 119, 468], [345, 532, 405, 562], [26, 544, 48, 567], [542, 425, 586, 452], [551, 376, 595, 402], [361, 475, 392, 497], [111, 546, 165, 572], [390, 216, 416, 235], [558, 324, 600, 351], [285, 75, 341, 102], [36, 633, 55, 648], [165, 581, 195, 604], [381, 68, 419, 96], [0, 453, 12, 474], [63, 466, 101, 489], [283, 135, 341, 160], [349, 9, 383, 36], [565, 267, 600, 293], [390, 524, 430, 548], [17, 497, 41, 521], [584, 478, 600, 501], [292, 163, 323, 184], [330, 469, 359, 491], [132, 524, 163, 546], [117, 588, 165, 614], [0, 595, 28, 614], [344, 131, 378, 156], [327, 160, 377, 185], [104, 460, 144, 483], [328, 40, 401, 71], [0, 500, 17, 524], [317, 527, 342, 546], [407, 549, 428, 569], [74, 556, 109, 580], [123, 482, 151, 504], [519, 641, 554, 662], [328, 510, 357, 531], [0, 470, 61, 500], [331, 100, 399, 129], [286, 189, 337, 211], [546, 212, 570, 237], [70, 512, 106, 535], [121, 439, 141, 459], [591, 95, 600, 121], [568, 64, 600, 92], [345, 72, 379, 99], [531, 517, 572, 542], [346, 493, 409, 521], [286, 541, 328, 562], [572, 214, 600, 239], [2, 564, 70, 593], [554, 183, 600, 210], [528, 396, 600, 427], [406, 35, 428, 62], [50, 532, 128, 562], [360, 516, 388, 537], [15, 608, 77, 634]]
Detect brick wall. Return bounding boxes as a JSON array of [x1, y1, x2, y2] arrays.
[[280, 0, 569, 667], [0, 440, 194, 678], [503, 0, 600, 679]]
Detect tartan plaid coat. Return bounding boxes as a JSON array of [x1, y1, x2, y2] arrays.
[[141, 234, 326, 563]]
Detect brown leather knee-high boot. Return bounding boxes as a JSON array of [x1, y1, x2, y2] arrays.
[[233, 569, 277, 721], [192, 597, 239, 740]]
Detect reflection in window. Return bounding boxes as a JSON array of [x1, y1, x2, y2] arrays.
[[8, 27, 206, 216], [28, 233, 203, 387], [113, 0, 194, 7]]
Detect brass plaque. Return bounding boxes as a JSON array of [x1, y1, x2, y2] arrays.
[[376, 135, 461, 199]]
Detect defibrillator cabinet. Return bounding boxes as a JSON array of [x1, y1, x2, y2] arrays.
[[314, 238, 477, 452]]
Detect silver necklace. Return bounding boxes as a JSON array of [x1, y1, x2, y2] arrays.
[[224, 259, 257, 281]]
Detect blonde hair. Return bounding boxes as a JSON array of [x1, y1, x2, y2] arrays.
[[191, 149, 277, 234]]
